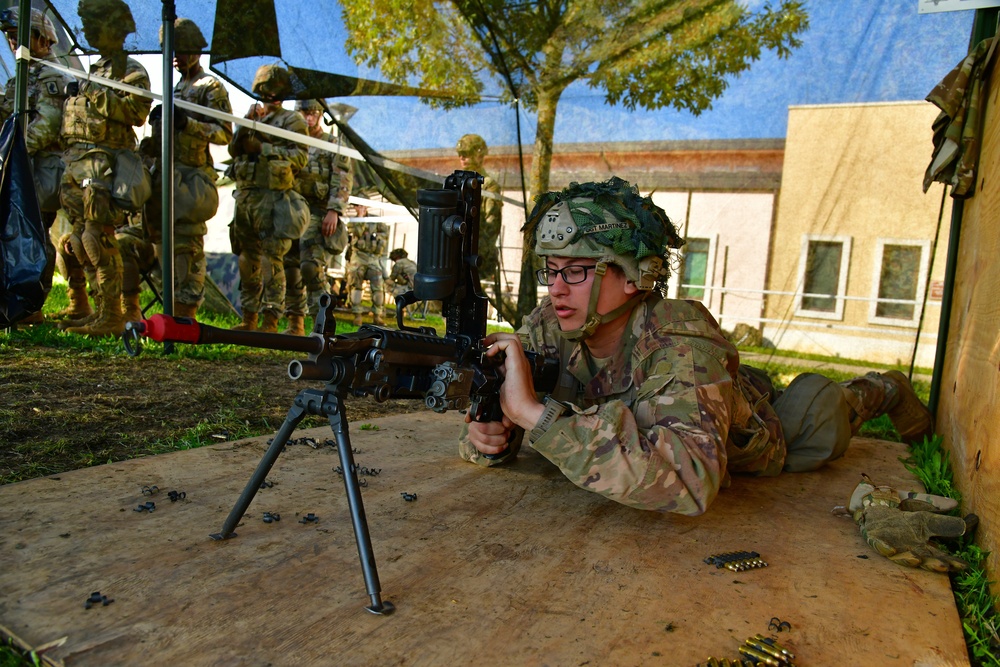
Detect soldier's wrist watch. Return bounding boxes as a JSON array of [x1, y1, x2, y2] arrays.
[[530, 397, 569, 442]]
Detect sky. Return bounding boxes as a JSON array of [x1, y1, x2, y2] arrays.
[[2, 0, 977, 152]]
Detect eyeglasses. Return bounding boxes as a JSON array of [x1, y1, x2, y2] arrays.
[[536, 265, 597, 286]]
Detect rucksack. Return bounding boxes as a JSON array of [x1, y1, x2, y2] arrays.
[[0, 114, 47, 327]]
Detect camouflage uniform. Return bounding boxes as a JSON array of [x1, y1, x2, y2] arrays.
[[459, 177, 932, 516], [0, 50, 69, 307], [388, 253, 417, 298], [462, 294, 924, 515], [143, 63, 232, 312], [455, 134, 514, 322], [59, 50, 151, 335], [228, 66, 309, 330], [347, 221, 389, 321], [285, 105, 353, 320]]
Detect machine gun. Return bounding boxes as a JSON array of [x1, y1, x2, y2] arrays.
[[123, 170, 557, 615]]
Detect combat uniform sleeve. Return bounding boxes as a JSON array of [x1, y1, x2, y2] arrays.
[[182, 79, 233, 146], [24, 69, 67, 154], [83, 63, 151, 127], [529, 343, 733, 517], [326, 150, 353, 213]]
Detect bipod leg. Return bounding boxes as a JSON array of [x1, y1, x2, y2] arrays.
[[209, 388, 310, 541], [326, 393, 395, 616]]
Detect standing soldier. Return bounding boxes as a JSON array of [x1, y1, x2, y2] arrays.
[[228, 64, 309, 332], [119, 17, 232, 323], [58, 0, 151, 337], [455, 133, 515, 323], [347, 214, 389, 327], [388, 248, 417, 300], [0, 8, 70, 323], [281, 99, 353, 335]]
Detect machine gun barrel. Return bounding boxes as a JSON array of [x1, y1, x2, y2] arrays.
[[123, 314, 326, 357]]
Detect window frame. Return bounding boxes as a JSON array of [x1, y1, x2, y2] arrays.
[[673, 234, 717, 305], [868, 237, 931, 328], [794, 234, 852, 321]]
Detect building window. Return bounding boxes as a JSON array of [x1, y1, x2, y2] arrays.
[[869, 239, 930, 327], [678, 237, 711, 301], [796, 235, 852, 320]]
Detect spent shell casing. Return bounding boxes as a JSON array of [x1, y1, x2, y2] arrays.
[[738, 644, 782, 666]]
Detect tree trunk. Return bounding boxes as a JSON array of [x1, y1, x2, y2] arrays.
[[516, 86, 562, 326]]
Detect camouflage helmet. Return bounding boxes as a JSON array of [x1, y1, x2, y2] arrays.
[[389, 248, 408, 261], [252, 63, 292, 100], [295, 99, 324, 113], [0, 8, 58, 44], [78, 0, 135, 36], [159, 17, 207, 53], [524, 177, 685, 340], [456, 134, 488, 157]]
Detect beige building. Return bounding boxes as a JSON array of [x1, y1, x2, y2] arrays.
[[388, 140, 783, 327], [764, 102, 952, 368]]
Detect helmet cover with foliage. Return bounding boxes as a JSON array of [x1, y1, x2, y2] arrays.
[[295, 99, 324, 113], [1, 7, 58, 43], [389, 248, 408, 261], [78, 0, 135, 36], [252, 63, 292, 100], [456, 134, 487, 157], [523, 177, 685, 340], [159, 17, 207, 53]]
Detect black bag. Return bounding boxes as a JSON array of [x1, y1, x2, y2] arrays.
[[0, 114, 47, 327]]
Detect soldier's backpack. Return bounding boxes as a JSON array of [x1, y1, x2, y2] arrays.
[[0, 114, 47, 327]]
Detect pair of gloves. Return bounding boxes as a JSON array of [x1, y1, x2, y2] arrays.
[[147, 104, 189, 133], [850, 473, 974, 573]]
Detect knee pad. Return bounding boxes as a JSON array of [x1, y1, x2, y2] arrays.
[[81, 226, 105, 267], [300, 260, 325, 288], [68, 231, 88, 266]]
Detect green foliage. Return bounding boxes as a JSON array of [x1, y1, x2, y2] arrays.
[[953, 546, 1000, 665], [0, 639, 38, 667], [359, 423, 380, 431], [903, 435, 960, 502], [894, 435, 1000, 666]]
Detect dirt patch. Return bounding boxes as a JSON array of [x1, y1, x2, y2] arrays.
[[0, 343, 424, 484]]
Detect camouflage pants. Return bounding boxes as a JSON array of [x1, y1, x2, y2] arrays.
[[117, 227, 206, 306], [775, 372, 897, 473], [348, 253, 384, 316], [232, 188, 293, 315], [59, 149, 126, 308], [283, 208, 347, 317]]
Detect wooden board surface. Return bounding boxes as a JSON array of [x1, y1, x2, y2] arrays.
[[0, 411, 968, 666], [938, 54, 1000, 600]]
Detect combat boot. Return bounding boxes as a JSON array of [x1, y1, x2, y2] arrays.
[[372, 313, 385, 327], [259, 310, 280, 333], [122, 293, 143, 324], [66, 295, 124, 338], [882, 370, 934, 445], [352, 313, 363, 327], [52, 284, 92, 320], [58, 294, 101, 330], [173, 302, 199, 319], [281, 313, 305, 336], [232, 311, 257, 331]]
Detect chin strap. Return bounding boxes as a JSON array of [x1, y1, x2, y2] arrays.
[[560, 262, 646, 342]]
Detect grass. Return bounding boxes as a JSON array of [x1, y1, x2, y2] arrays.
[[903, 435, 1000, 665]]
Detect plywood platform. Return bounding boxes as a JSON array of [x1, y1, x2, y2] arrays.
[[0, 411, 968, 666]]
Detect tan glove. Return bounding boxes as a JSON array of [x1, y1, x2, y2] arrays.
[[851, 475, 970, 573]]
